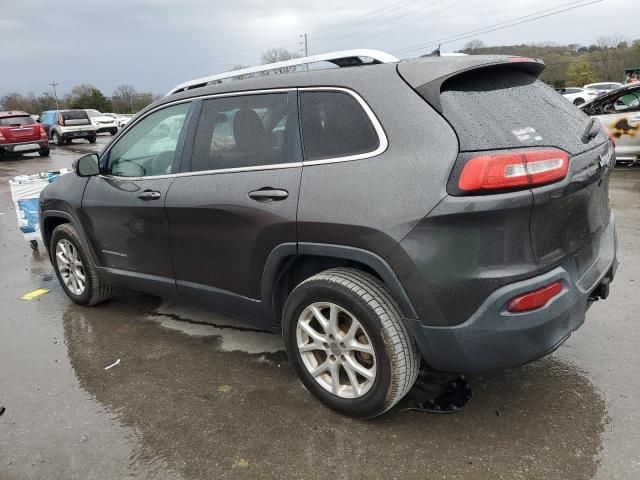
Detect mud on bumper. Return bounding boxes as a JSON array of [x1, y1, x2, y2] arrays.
[[410, 214, 617, 373]]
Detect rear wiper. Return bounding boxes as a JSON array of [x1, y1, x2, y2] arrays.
[[581, 117, 600, 144]]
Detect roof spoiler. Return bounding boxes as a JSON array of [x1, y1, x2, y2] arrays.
[[398, 56, 545, 113]]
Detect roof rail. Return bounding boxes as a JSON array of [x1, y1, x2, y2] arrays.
[[166, 49, 399, 96]]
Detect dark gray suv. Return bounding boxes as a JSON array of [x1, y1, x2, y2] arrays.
[[40, 51, 617, 417]]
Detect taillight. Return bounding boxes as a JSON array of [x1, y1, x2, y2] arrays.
[[58, 115, 65, 126], [0, 130, 5, 142], [39, 124, 47, 140], [458, 149, 569, 193], [507, 281, 563, 313]]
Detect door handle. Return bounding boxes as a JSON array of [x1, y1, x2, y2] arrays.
[[248, 188, 289, 202], [137, 190, 162, 200]]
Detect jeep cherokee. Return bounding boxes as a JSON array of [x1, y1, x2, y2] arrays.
[[39, 50, 617, 418]]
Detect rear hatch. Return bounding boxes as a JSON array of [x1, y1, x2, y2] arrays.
[[0, 115, 40, 143], [399, 57, 612, 275], [61, 110, 91, 127]]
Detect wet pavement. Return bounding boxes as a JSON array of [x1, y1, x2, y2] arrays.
[[0, 137, 639, 479]]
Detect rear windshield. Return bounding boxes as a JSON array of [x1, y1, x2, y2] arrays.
[[62, 111, 89, 120], [440, 69, 596, 154], [0, 116, 35, 126]]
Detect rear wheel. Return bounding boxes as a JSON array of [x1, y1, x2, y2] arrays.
[[39, 148, 50, 157], [88, 136, 96, 144], [283, 268, 420, 418], [52, 131, 63, 146], [573, 97, 585, 106], [110, 128, 117, 135], [50, 223, 111, 306]]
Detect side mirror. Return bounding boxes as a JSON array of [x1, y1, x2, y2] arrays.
[[75, 153, 100, 177]]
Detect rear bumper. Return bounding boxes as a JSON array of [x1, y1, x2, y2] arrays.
[[61, 130, 95, 139], [95, 126, 117, 133], [0, 140, 48, 153], [410, 213, 617, 373]]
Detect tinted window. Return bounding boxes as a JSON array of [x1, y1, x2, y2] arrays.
[[62, 110, 89, 120], [0, 116, 35, 126], [108, 102, 190, 177], [440, 69, 594, 155], [191, 93, 297, 172], [299, 91, 379, 161]]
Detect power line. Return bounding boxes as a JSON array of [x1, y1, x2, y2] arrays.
[[340, 0, 470, 46], [311, 0, 452, 48], [393, 0, 602, 55]]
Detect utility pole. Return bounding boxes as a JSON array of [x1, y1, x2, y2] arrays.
[[49, 82, 59, 109], [299, 33, 309, 70]]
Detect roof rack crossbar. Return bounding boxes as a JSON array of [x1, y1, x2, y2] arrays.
[[166, 49, 399, 96]]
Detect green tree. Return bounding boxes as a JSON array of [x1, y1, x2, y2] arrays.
[[67, 84, 112, 111], [566, 60, 598, 86]]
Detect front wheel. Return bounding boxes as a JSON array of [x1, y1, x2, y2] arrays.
[[573, 97, 585, 106], [110, 128, 117, 135], [50, 223, 111, 306], [282, 268, 420, 418]]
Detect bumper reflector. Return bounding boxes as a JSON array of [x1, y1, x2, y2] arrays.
[[507, 281, 563, 313]]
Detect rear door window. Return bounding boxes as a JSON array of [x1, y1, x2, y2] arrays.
[[440, 69, 595, 155], [0, 116, 35, 126], [190, 93, 299, 172], [299, 90, 380, 161]]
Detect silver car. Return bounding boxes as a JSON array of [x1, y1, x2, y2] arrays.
[[582, 83, 640, 165]]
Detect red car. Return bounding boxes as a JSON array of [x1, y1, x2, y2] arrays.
[[0, 111, 49, 160]]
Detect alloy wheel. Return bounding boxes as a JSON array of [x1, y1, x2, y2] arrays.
[[55, 239, 86, 296], [296, 302, 377, 399]]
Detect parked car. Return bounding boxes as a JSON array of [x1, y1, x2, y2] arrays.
[[40, 50, 617, 418], [40, 110, 97, 145], [556, 87, 598, 105], [584, 82, 623, 95], [85, 109, 118, 135], [117, 114, 134, 128], [581, 82, 640, 165], [0, 110, 49, 159]]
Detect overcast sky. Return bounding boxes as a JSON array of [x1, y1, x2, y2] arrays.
[[0, 0, 633, 97]]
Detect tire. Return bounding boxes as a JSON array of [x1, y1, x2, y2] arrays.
[[52, 131, 63, 146], [282, 268, 420, 418], [573, 97, 585, 106], [88, 136, 96, 144], [110, 128, 117, 135], [50, 223, 111, 306], [39, 148, 50, 157]]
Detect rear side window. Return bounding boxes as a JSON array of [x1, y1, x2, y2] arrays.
[[191, 93, 298, 172], [299, 91, 380, 161], [440, 69, 593, 155], [0, 116, 34, 126]]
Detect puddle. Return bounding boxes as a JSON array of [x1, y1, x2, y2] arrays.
[[62, 291, 607, 480]]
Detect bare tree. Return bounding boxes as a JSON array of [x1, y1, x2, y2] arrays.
[[112, 84, 137, 113], [595, 35, 628, 81], [260, 48, 302, 75], [463, 39, 485, 51]]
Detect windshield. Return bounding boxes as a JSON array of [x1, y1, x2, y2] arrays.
[[0, 116, 35, 126]]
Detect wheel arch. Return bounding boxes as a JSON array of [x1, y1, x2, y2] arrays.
[[41, 210, 99, 265], [262, 243, 418, 328]]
